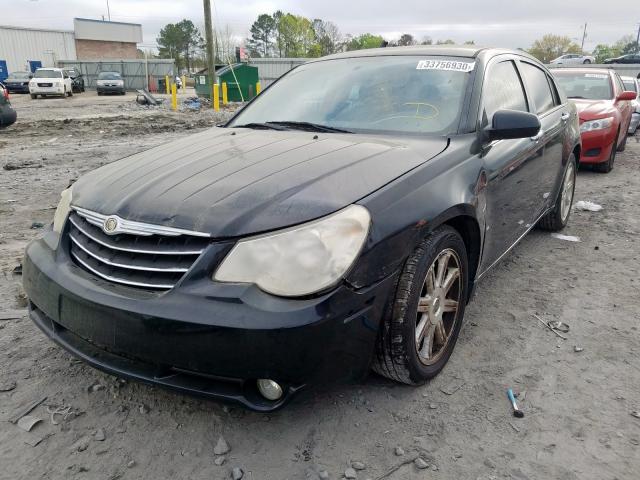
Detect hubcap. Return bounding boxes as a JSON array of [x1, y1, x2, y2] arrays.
[[415, 249, 463, 365], [560, 162, 575, 222]]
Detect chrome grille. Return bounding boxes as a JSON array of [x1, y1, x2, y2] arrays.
[[67, 208, 211, 290]]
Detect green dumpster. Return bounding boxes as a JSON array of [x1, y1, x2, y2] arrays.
[[194, 64, 259, 102]]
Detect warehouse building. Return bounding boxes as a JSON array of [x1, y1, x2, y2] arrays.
[[0, 18, 143, 80]]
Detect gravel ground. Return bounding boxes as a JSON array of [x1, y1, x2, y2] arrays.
[[1, 91, 639, 480]]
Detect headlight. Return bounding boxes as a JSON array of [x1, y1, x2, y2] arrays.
[[580, 117, 613, 132], [214, 205, 370, 297], [52, 188, 73, 234]]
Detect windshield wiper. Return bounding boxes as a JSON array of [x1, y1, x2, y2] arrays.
[[233, 122, 288, 131], [267, 121, 352, 133]]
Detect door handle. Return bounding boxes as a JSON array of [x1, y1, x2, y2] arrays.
[[560, 112, 570, 122], [530, 131, 544, 142]]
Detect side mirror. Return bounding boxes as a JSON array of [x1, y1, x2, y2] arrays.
[[617, 91, 637, 101], [485, 109, 541, 141]]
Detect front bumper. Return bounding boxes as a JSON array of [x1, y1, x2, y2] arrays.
[[629, 113, 640, 134], [23, 230, 396, 411], [30, 86, 65, 95], [579, 127, 617, 164], [97, 85, 125, 93], [5, 83, 30, 93]]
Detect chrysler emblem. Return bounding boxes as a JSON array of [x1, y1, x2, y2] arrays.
[[103, 216, 119, 234]]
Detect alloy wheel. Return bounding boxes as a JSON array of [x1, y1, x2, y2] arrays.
[[560, 162, 575, 222], [415, 248, 463, 365]]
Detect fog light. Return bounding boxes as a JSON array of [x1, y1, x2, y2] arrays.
[[257, 379, 283, 401]]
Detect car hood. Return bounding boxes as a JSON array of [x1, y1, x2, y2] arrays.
[[571, 99, 617, 120], [71, 128, 447, 237]]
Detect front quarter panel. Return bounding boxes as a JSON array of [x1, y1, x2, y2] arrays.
[[348, 135, 484, 288]]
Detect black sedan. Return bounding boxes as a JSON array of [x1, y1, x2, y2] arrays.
[[65, 69, 85, 93], [0, 83, 17, 128], [3, 71, 32, 93], [603, 53, 640, 64], [23, 46, 580, 411]]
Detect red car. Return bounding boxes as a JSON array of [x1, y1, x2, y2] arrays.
[[553, 68, 635, 172]]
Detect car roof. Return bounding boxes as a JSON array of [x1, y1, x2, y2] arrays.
[[307, 45, 539, 63], [36, 67, 63, 71]]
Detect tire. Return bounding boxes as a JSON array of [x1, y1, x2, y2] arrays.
[[97, 92, 102, 96], [583, 59, 591, 64], [373, 226, 468, 384], [617, 130, 627, 152], [68, 89, 73, 97], [537, 155, 576, 231], [30, 94, 37, 99], [594, 139, 616, 173]]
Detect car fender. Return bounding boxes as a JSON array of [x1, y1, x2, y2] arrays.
[[348, 136, 485, 289]]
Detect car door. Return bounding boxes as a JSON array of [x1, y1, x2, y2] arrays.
[[477, 57, 546, 272], [517, 60, 568, 215]]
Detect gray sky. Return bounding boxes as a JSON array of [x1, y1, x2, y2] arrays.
[[3, 0, 639, 52]]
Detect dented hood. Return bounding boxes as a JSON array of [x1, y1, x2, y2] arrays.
[[71, 127, 447, 237]]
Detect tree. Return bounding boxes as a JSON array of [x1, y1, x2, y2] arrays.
[[464, 40, 475, 45], [273, 10, 285, 57], [346, 33, 386, 51], [277, 14, 316, 57], [528, 34, 581, 63], [436, 39, 455, 45], [312, 19, 342, 56], [247, 14, 276, 57], [157, 20, 203, 71], [397, 33, 416, 46], [420, 36, 433, 45], [592, 44, 619, 63]]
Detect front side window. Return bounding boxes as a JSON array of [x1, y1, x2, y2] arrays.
[[34, 69, 62, 79], [482, 60, 528, 123], [553, 71, 613, 100], [622, 80, 637, 93], [519, 62, 555, 114], [228, 56, 473, 135]]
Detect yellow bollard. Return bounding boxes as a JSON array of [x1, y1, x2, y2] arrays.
[[171, 83, 177, 111], [182, 75, 186, 92], [213, 83, 220, 111], [165, 75, 170, 95], [256, 82, 261, 95], [222, 82, 228, 104]]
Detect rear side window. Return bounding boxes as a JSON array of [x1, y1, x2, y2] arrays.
[[519, 62, 555, 114], [614, 74, 625, 94], [483, 61, 528, 122]]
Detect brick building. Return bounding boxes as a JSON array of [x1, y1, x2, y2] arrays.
[[73, 18, 142, 60]]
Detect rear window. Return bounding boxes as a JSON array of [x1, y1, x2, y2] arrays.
[[98, 72, 122, 80], [9, 72, 30, 79], [34, 69, 62, 79], [553, 71, 613, 100]]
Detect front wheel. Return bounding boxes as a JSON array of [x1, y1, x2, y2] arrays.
[[583, 59, 591, 64], [30, 94, 37, 99], [538, 155, 576, 231], [373, 226, 468, 384], [617, 130, 627, 152]]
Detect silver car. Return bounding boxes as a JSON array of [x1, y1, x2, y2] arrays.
[[550, 54, 595, 65], [621, 76, 640, 134]]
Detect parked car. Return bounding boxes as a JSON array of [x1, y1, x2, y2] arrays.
[[621, 76, 640, 134], [550, 53, 595, 65], [96, 71, 125, 95], [23, 46, 580, 411], [553, 68, 635, 172], [175, 76, 182, 88], [3, 71, 32, 93], [603, 53, 640, 64], [64, 69, 85, 93], [29, 68, 73, 98], [0, 83, 17, 128]]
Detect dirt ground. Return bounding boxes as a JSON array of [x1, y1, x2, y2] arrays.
[[1, 90, 639, 480]]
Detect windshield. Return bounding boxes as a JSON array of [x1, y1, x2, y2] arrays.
[[98, 72, 122, 80], [34, 69, 62, 79], [553, 71, 613, 100], [228, 56, 473, 135], [623, 80, 637, 93], [8, 72, 30, 79]]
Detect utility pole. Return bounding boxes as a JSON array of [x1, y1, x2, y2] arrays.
[[580, 23, 587, 53], [106, 0, 111, 21], [203, 0, 216, 85], [636, 23, 640, 53]]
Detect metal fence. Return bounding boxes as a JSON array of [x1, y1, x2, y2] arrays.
[[549, 63, 640, 78], [57, 59, 176, 91], [247, 58, 307, 87]]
